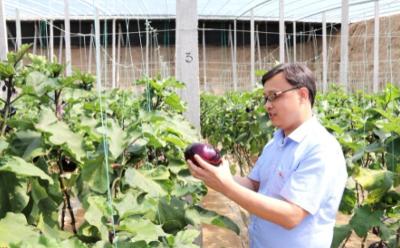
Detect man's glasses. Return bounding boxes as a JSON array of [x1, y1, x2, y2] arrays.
[[264, 86, 302, 103]]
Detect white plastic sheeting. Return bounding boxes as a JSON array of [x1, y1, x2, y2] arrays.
[[3, 0, 400, 23]]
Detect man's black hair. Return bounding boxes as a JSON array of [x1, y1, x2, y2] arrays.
[[261, 63, 317, 106]]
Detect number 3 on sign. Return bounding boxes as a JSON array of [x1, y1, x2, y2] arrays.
[[185, 52, 193, 63]]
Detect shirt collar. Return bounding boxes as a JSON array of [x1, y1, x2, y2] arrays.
[[273, 116, 317, 144], [287, 116, 318, 143]]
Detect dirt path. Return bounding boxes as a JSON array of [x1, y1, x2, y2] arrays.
[[201, 188, 381, 248], [201, 187, 249, 248]]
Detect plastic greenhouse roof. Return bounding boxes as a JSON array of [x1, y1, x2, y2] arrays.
[[3, 0, 400, 23]]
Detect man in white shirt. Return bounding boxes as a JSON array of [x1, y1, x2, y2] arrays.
[[187, 63, 348, 248]]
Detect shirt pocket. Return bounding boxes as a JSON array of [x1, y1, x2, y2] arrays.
[[268, 167, 291, 197]]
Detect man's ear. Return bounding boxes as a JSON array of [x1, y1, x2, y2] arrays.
[[299, 87, 310, 103]]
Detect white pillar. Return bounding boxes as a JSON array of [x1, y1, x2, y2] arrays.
[[0, 0, 7, 60], [279, 0, 285, 63], [103, 20, 108, 87], [293, 21, 296, 62], [322, 13, 327, 92], [145, 20, 149, 77], [15, 9, 22, 50], [175, 0, 200, 129], [250, 9, 255, 89], [49, 20, 54, 62], [202, 22, 207, 91], [117, 24, 122, 87], [256, 24, 262, 69], [88, 24, 93, 73], [373, 0, 379, 93], [64, 0, 72, 76], [233, 19, 238, 91], [58, 24, 64, 64], [95, 8, 101, 91], [112, 19, 116, 89], [340, 0, 349, 90], [33, 22, 38, 54]]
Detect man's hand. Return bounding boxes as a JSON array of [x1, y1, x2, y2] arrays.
[[187, 154, 235, 194]]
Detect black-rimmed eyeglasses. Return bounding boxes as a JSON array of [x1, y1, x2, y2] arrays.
[[264, 86, 302, 103]]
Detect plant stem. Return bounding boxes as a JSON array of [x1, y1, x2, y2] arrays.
[[1, 78, 13, 136], [361, 235, 367, 248], [61, 200, 66, 230], [341, 232, 352, 248], [57, 154, 77, 234]]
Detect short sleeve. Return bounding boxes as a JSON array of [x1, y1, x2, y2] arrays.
[[248, 141, 273, 182], [248, 159, 261, 182], [279, 146, 333, 215]]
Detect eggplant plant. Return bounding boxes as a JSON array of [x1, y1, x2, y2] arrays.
[[0, 48, 240, 247]]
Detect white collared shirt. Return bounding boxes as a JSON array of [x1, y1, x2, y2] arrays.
[[248, 117, 348, 248]]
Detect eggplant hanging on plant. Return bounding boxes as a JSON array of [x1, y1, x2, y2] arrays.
[[0, 106, 17, 118]]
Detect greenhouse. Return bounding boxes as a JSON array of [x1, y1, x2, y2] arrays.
[[0, 0, 399, 247]]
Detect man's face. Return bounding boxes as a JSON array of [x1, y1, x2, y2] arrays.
[[263, 72, 303, 133]]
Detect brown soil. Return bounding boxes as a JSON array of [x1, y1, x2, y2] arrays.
[[201, 188, 381, 248]]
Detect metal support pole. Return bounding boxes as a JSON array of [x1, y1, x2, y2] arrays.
[[256, 24, 262, 69], [64, 0, 72, 75], [0, 0, 7, 60], [340, 0, 349, 90], [117, 24, 122, 87], [15, 9, 22, 50], [49, 20, 54, 62], [322, 13, 327, 92], [250, 9, 255, 89], [88, 24, 93, 73], [145, 19, 149, 77], [373, 0, 379, 93], [279, 0, 285, 63], [233, 19, 238, 91], [112, 19, 116, 88], [58, 24, 64, 64], [293, 21, 296, 62], [95, 8, 101, 91], [202, 22, 207, 91]]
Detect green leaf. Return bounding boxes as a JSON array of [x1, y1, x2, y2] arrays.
[[84, 196, 112, 241], [165, 93, 185, 112], [167, 229, 200, 248], [0, 213, 39, 246], [114, 191, 157, 220], [0, 155, 53, 183], [339, 188, 357, 214], [31, 178, 48, 202], [118, 218, 166, 243], [140, 166, 170, 181], [0, 173, 29, 217], [7, 44, 31, 65], [124, 168, 166, 197], [0, 62, 15, 79], [156, 197, 188, 234], [331, 224, 352, 248], [0, 138, 8, 154], [185, 205, 240, 235], [35, 107, 85, 162], [81, 156, 108, 194], [96, 119, 129, 159], [24, 71, 60, 96], [37, 213, 72, 241], [349, 206, 383, 237], [354, 168, 394, 203], [9, 130, 44, 160]]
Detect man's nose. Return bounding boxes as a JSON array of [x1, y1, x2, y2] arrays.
[[264, 100, 272, 110]]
